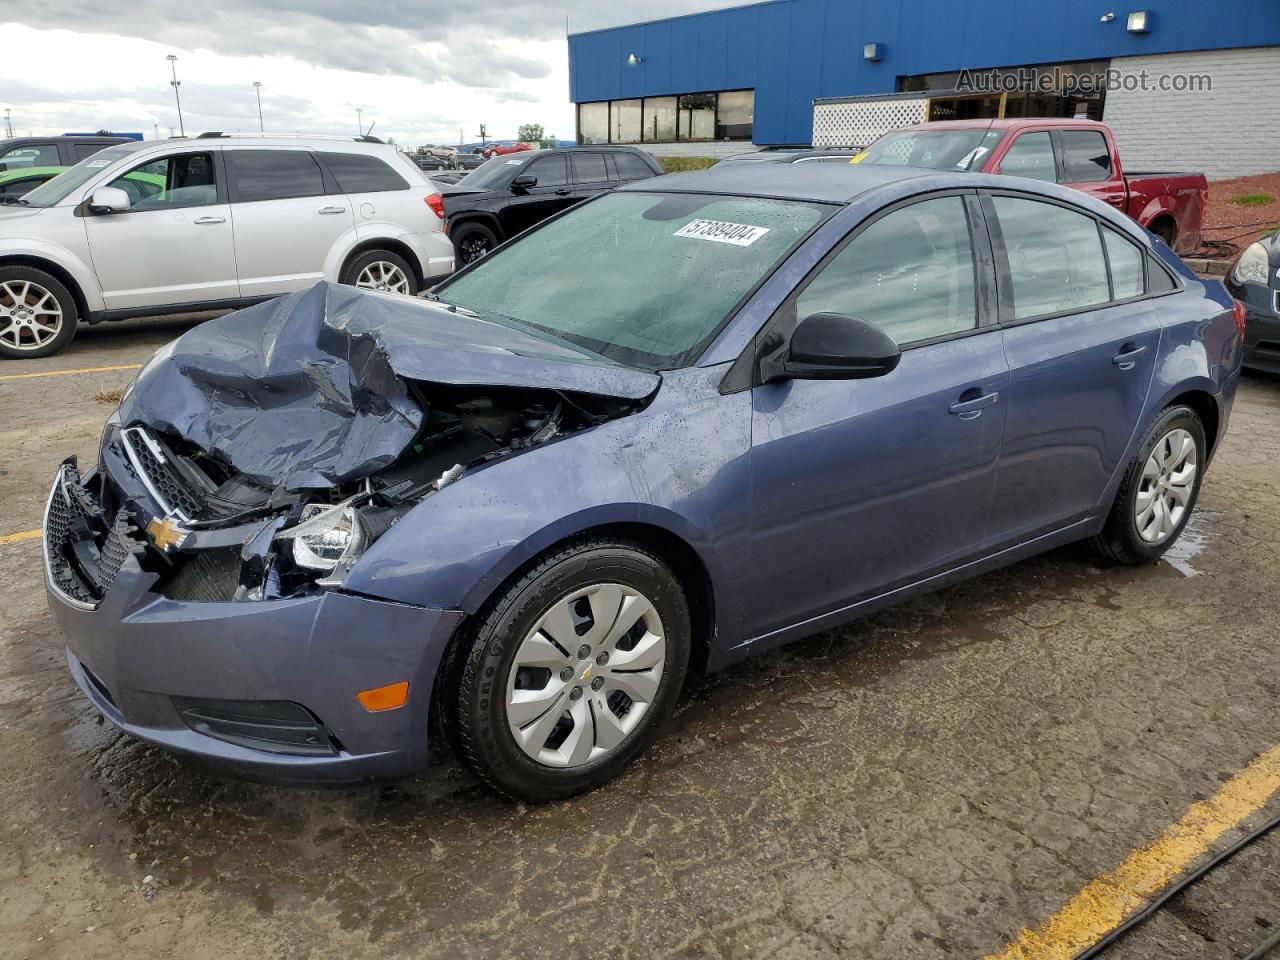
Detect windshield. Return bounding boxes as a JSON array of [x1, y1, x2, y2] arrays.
[[859, 129, 1003, 171], [19, 143, 145, 207], [460, 153, 532, 189], [436, 191, 829, 371]]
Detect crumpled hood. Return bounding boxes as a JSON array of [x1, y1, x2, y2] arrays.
[[118, 282, 659, 491]]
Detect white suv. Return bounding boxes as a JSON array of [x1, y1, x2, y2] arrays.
[[0, 134, 455, 358]]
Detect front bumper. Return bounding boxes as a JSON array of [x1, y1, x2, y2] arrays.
[[1226, 276, 1280, 373], [44, 463, 464, 781]]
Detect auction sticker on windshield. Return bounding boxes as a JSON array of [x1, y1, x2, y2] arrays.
[[675, 219, 770, 246]]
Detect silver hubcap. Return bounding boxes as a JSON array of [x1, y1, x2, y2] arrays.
[[505, 583, 667, 768], [0, 280, 62, 351], [354, 261, 410, 295], [1136, 427, 1197, 543]]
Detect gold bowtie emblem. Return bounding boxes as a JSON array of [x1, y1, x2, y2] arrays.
[[146, 516, 189, 551]]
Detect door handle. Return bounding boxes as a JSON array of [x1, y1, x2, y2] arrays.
[[318, 206, 347, 215], [554, 188, 571, 196], [949, 390, 1000, 420], [1112, 343, 1148, 370], [192, 216, 225, 225]]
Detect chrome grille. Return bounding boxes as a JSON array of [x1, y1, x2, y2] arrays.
[[121, 426, 203, 520]]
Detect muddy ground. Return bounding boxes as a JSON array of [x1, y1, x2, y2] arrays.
[[1, 315, 1277, 959]]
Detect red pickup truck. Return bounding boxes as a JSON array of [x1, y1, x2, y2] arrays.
[[855, 119, 1206, 254]]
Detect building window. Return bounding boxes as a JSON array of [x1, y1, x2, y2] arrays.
[[716, 90, 754, 140], [610, 99, 642, 144], [575, 90, 755, 144], [678, 93, 716, 141], [578, 102, 609, 145], [642, 96, 677, 142]]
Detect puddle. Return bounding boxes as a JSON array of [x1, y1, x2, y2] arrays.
[[1161, 510, 1219, 577]]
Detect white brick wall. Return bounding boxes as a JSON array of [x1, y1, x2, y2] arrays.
[[1103, 46, 1280, 181]]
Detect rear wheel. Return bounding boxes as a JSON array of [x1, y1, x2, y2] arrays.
[[453, 539, 691, 802], [1149, 218, 1176, 248], [1092, 405, 1205, 564], [0, 265, 78, 359], [451, 222, 499, 266], [340, 249, 417, 297]]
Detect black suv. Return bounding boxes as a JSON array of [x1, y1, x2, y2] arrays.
[[441, 146, 663, 264]]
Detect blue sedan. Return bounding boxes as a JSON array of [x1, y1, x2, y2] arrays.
[[44, 164, 1243, 801]]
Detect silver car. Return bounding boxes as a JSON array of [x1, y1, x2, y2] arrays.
[[0, 134, 455, 358]]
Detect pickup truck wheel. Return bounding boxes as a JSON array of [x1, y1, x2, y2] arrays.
[[1149, 219, 1176, 248], [1091, 405, 1205, 565], [0, 266, 78, 359], [341, 249, 418, 297], [451, 222, 499, 266], [453, 539, 691, 802]]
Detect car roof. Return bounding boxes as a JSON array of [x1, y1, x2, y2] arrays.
[[897, 118, 1109, 133], [618, 162, 937, 204], [723, 149, 861, 162]]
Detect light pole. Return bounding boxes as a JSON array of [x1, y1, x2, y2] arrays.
[[3, 109, 13, 138], [252, 81, 264, 132], [166, 54, 185, 137], [356, 108, 363, 136]]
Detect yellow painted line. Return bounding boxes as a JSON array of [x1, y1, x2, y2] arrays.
[[986, 743, 1280, 960], [0, 363, 141, 383], [0, 528, 41, 545]]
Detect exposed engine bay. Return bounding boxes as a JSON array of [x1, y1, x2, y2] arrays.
[[43, 283, 656, 608]]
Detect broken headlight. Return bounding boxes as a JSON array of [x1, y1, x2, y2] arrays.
[[276, 503, 368, 574]]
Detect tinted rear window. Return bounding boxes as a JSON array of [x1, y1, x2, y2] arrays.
[[612, 153, 654, 181], [322, 152, 408, 193], [227, 150, 325, 202], [1059, 130, 1111, 182], [571, 152, 608, 183]]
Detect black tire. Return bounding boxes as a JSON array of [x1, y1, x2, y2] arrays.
[[451, 221, 499, 266], [1091, 404, 1206, 565], [0, 265, 78, 359], [339, 249, 419, 297], [453, 538, 691, 802], [1150, 219, 1176, 248]]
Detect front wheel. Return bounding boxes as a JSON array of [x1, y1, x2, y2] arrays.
[[1092, 404, 1205, 564], [0, 265, 78, 359], [453, 540, 691, 802], [340, 249, 418, 297]]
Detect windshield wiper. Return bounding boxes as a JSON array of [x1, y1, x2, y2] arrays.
[[0, 196, 29, 206]]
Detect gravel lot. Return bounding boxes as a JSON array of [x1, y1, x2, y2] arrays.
[[1, 314, 1277, 960]]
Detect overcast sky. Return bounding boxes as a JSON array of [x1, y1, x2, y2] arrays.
[[0, 1, 743, 147]]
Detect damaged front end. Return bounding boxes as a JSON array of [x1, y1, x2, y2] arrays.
[[45, 283, 655, 609]]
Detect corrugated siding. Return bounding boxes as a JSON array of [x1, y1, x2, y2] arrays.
[[570, 0, 1280, 145]]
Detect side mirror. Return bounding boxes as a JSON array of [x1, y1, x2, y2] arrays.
[[511, 173, 537, 190], [772, 312, 901, 381], [87, 186, 131, 214]]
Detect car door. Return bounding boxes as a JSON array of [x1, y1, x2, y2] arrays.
[[224, 148, 355, 298], [983, 191, 1162, 545], [500, 154, 574, 237], [1055, 129, 1126, 211], [83, 149, 238, 310], [744, 193, 1009, 638]]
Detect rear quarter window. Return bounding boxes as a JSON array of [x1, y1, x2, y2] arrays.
[[321, 152, 409, 193]]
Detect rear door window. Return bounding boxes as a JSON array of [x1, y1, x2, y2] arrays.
[[570, 152, 608, 184], [1102, 227, 1145, 300], [998, 132, 1056, 181], [992, 195, 1110, 318], [226, 150, 326, 202], [1059, 130, 1112, 183], [320, 152, 408, 193], [71, 142, 110, 163]]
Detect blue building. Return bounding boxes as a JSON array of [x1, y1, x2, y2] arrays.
[[568, 0, 1280, 179]]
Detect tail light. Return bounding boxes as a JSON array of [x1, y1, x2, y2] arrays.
[[425, 193, 445, 220], [1232, 300, 1247, 339]]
